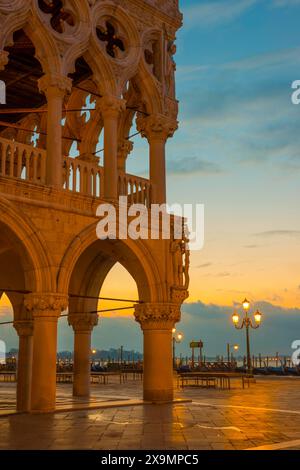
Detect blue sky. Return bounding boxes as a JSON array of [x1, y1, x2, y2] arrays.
[[1, 0, 300, 356]]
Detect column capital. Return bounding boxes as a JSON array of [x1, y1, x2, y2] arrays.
[[24, 293, 68, 319], [134, 302, 181, 330], [99, 95, 126, 119], [13, 320, 34, 337], [117, 139, 134, 170], [0, 50, 9, 71], [136, 114, 178, 142], [38, 73, 72, 97], [68, 313, 98, 333]]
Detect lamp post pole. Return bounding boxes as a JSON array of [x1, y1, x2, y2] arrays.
[[232, 299, 262, 375], [227, 344, 239, 365], [172, 329, 183, 370]]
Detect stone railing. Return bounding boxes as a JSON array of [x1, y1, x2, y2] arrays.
[[118, 173, 152, 207], [0, 137, 46, 184], [0, 137, 153, 205], [63, 156, 104, 198]]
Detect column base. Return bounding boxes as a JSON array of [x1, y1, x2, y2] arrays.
[[73, 388, 90, 398], [144, 388, 174, 403], [30, 407, 56, 414]]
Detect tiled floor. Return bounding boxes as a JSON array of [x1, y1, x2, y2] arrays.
[[1, 376, 300, 450]]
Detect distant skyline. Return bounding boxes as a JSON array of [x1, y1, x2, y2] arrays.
[[1, 0, 300, 356]]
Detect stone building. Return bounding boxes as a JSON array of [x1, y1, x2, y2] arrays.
[[0, 0, 189, 413]]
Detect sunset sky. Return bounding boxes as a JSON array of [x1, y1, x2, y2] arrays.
[[1, 0, 300, 356]]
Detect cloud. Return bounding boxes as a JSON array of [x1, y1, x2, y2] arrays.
[[196, 263, 213, 269], [167, 157, 223, 175], [176, 44, 300, 172], [184, 0, 258, 29], [180, 300, 300, 355], [244, 244, 259, 249], [254, 230, 300, 238]]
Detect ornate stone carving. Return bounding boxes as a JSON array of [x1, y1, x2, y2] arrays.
[[134, 302, 181, 330], [136, 114, 178, 142], [117, 139, 134, 171], [24, 293, 68, 318], [38, 74, 72, 96], [170, 287, 189, 304], [99, 95, 126, 119], [68, 313, 98, 332], [145, 0, 181, 19], [0, 0, 27, 12], [37, 0, 75, 34], [165, 40, 176, 99], [13, 320, 34, 336], [96, 20, 126, 59], [170, 230, 190, 290]]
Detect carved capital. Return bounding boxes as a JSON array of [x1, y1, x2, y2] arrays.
[[68, 313, 98, 333], [38, 74, 72, 97], [0, 50, 9, 71], [13, 320, 34, 337], [134, 303, 181, 330], [99, 95, 126, 120], [136, 114, 178, 142], [170, 287, 189, 304], [117, 139, 134, 170], [24, 293, 68, 320]]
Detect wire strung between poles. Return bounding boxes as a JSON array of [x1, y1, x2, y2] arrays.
[[0, 107, 98, 115], [0, 306, 135, 326], [0, 120, 81, 143], [0, 289, 143, 304]]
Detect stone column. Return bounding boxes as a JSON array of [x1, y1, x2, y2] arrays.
[[117, 140, 134, 173], [68, 313, 98, 397], [13, 320, 34, 412], [135, 302, 181, 402], [0, 50, 9, 71], [38, 74, 72, 188], [99, 95, 126, 200], [137, 115, 178, 205], [25, 293, 68, 413]]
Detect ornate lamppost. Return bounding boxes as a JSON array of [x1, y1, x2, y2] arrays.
[[172, 328, 183, 370], [232, 299, 262, 374]]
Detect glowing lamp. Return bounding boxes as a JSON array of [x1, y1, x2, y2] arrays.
[[232, 312, 239, 324], [254, 310, 262, 324], [242, 298, 250, 311]]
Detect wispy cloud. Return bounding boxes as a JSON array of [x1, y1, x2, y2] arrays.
[[196, 263, 213, 269], [184, 0, 258, 29], [167, 157, 223, 175], [254, 230, 300, 238]]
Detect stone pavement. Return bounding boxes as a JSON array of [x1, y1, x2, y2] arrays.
[[1, 376, 300, 450]]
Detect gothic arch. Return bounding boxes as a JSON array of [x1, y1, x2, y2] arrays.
[[57, 222, 164, 303], [1, 12, 62, 76], [0, 196, 54, 294]]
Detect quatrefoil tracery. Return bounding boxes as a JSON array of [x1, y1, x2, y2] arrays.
[[38, 0, 75, 34], [96, 21, 125, 59]]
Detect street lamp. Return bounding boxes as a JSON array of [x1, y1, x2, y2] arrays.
[[172, 329, 183, 369], [231, 299, 262, 375]]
